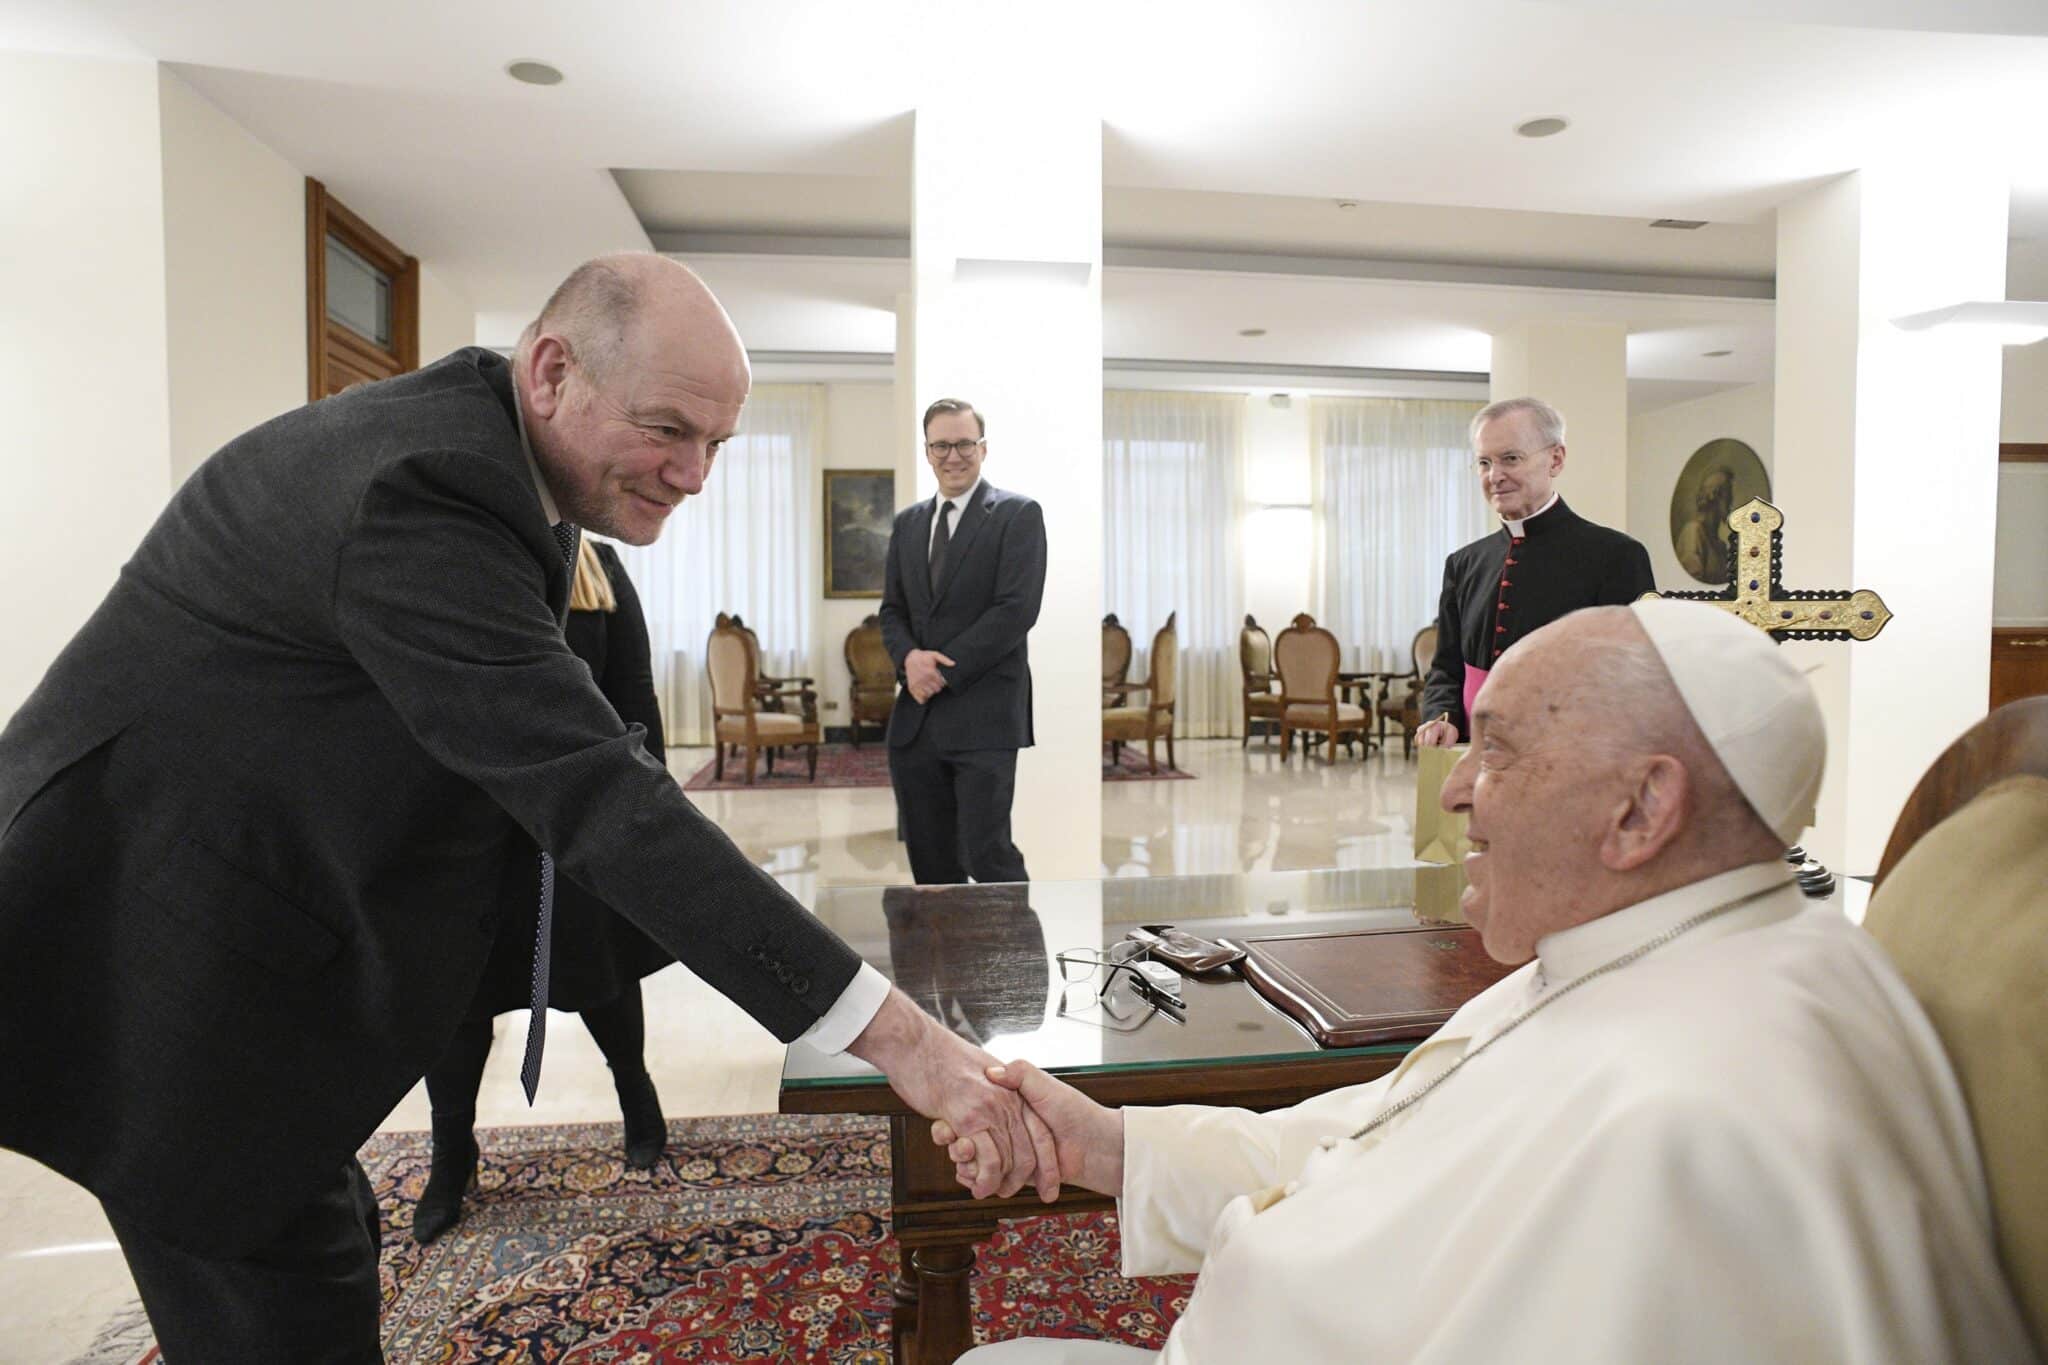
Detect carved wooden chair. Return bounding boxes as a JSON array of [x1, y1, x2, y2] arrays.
[[1378, 623, 1437, 759], [844, 613, 896, 748], [1240, 613, 1283, 749], [1274, 612, 1369, 763], [1101, 613, 1135, 709], [1864, 696, 2048, 1359], [706, 616, 820, 784], [1102, 612, 1178, 774], [717, 612, 817, 768]]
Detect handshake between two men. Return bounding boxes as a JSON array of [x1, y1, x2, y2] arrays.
[[848, 987, 1070, 1201]]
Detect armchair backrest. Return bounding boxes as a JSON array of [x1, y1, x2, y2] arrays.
[[1865, 696, 2048, 1357], [1273, 612, 1339, 705], [1102, 614, 1133, 691], [1148, 612, 1178, 709], [845, 614, 894, 689], [705, 619, 757, 717], [1410, 624, 1438, 678], [1240, 614, 1273, 688]]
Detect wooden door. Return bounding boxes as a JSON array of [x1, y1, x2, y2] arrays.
[[306, 178, 418, 399]]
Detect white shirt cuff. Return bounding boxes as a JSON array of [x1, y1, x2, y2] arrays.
[[798, 962, 892, 1054]]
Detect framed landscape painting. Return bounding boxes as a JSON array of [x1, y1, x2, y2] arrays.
[[824, 469, 895, 598]]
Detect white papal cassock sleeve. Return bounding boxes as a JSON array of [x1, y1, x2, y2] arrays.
[[1117, 1077, 1400, 1277]]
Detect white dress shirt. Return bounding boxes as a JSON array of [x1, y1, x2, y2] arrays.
[[929, 478, 983, 557]]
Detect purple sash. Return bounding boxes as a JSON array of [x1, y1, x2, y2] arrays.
[[1462, 663, 1489, 725]]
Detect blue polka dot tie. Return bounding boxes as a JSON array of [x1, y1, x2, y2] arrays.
[[520, 522, 578, 1103]]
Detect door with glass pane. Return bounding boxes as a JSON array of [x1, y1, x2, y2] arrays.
[[306, 178, 418, 398]]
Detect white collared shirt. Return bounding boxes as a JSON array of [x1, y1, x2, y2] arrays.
[[928, 478, 983, 556]]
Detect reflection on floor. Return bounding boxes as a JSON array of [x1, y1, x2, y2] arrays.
[[3, 738, 1420, 1360]]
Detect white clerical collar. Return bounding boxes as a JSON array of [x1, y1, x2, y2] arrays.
[[1502, 490, 1560, 538], [1534, 860, 1801, 991], [936, 478, 982, 517], [510, 370, 562, 527]]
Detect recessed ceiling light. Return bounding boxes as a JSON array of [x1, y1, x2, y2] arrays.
[[1239, 327, 1268, 337], [1335, 200, 1359, 211], [506, 60, 564, 86], [1651, 218, 1708, 230], [1514, 116, 1569, 139], [1703, 349, 1733, 357]]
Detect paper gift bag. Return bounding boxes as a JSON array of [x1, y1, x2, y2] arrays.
[[1413, 744, 1472, 866], [1413, 860, 1469, 926]]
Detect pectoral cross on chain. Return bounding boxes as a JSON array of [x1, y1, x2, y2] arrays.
[[1645, 497, 1892, 642]]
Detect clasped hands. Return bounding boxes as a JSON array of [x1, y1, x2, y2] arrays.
[[849, 990, 1121, 1203], [903, 648, 954, 705]]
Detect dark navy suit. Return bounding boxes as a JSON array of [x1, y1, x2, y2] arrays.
[[878, 481, 1047, 884]]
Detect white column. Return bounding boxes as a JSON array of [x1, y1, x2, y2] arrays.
[[909, 14, 1103, 880], [1489, 320, 1630, 530], [2, 53, 173, 720], [1775, 158, 2007, 872]]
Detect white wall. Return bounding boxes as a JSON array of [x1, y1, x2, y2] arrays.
[[159, 69, 305, 486], [419, 263, 476, 364], [3, 52, 173, 718], [1626, 382, 1775, 591], [811, 382, 900, 730]]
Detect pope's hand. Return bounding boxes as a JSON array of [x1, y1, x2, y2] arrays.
[[933, 1059, 1124, 1199], [846, 990, 1060, 1201]]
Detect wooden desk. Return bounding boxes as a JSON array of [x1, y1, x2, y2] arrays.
[[780, 870, 1435, 1364]]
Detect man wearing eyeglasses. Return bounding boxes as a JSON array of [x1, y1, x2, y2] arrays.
[[1415, 396, 1654, 747], [879, 399, 1047, 884]]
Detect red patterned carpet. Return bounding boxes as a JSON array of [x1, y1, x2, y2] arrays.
[[683, 743, 1193, 791], [86, 1114, 1189, 1363]]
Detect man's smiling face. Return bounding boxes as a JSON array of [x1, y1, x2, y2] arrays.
[[525, 266, 750, 546]]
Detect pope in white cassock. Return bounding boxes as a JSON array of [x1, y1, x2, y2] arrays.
[[941, 601, 2034, 1364]]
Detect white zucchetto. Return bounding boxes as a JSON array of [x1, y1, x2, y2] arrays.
[[1629, 599, 1826, 844]]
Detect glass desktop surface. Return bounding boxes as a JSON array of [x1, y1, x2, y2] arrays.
[[782, 866, 1432, 1090]]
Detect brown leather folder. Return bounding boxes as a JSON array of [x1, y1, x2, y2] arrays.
[[1231, 925, 1516, 1048]]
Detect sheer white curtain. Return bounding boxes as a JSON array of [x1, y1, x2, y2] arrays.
[[1312, 397, 1490, 672], [614, 385, 822, 746], [1103, 390, 1245, 738]]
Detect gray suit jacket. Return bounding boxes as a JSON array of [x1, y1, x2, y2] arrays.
[[877, 482, 1046, 752], [0, 350, 861, 1255]]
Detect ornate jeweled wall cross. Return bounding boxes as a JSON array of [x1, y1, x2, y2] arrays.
[[1646, 498, 1892, 641]]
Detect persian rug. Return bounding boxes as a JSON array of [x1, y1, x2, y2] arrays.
[[79, 1113, 1191, 1364], [682, 742, 894, 791], [683, 743, 1193, 792]]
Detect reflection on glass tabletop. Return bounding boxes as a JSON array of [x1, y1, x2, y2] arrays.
[[784, 866, 1433, 1088]]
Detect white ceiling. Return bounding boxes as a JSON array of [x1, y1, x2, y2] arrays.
[[10, 0, 2047, 400]]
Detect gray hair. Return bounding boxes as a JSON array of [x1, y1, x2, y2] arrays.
[[1471, 396, 1566, 451], [517, 256, 642, 384]]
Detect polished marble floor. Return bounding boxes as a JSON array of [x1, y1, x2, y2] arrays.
[[2, 738, 1422, 1361]]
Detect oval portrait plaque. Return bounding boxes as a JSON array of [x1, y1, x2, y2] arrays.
[[1668, 438, 1770, 586]]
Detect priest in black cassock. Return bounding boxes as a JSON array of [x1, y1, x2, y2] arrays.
[[1417, 396, 1655, 745]]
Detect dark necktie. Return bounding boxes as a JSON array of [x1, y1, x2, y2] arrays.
[[929, 500, 954, 592], [522, 521, 578, 1102]]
